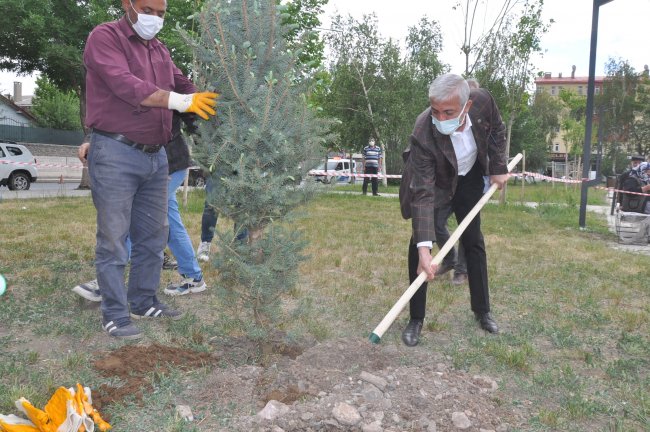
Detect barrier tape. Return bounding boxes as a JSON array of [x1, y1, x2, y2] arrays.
[[0, 159, 84, 169], [521, 171, 584, 184], [3, 160, 649, 197], [308, 170, 402, 179]]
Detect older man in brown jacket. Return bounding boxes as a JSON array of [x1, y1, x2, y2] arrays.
[[400, 73, 509, 346]]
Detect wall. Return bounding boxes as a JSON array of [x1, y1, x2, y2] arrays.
[[23, 143, 82, 182]]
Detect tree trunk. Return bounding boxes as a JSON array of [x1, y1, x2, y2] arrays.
[[499, 114, 514, 204], [380, 143, 387, 187], [77, 167, 91, 190]]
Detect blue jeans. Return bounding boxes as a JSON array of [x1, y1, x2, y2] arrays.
[[168, 169, 202, 280], [201, 176, 247, 242], [89, 133, 169, 325]]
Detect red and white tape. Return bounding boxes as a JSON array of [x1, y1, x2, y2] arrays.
[[521, 171, 584, 184], [308, 170, 402, 179], [0, 159, 84, 169]]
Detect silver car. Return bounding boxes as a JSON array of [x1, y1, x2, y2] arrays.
[[0, 141, 39, 190]]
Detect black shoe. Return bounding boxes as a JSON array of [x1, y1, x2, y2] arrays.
[[435, 263, 454, 277], [475, 312, 499, 334], [372, 193, 380, 196], [452, 272, 468, 285], [401, 319, 423, 347]]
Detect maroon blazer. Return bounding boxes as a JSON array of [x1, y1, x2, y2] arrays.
[[405, 88, 508, 244]]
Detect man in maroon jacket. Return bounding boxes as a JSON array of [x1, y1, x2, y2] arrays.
[[402, 73, 508, 346], [82, 0, 217, 339]]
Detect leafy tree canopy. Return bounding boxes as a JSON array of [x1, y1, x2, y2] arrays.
[[31, 76, 82, 130]]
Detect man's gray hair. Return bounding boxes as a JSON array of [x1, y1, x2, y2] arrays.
[[428, 74, 470, 105]]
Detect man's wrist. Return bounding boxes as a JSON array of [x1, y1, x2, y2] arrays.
[[167, 92, 193, 112]]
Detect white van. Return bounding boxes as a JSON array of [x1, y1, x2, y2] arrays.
[[313, 158, 357, 184]]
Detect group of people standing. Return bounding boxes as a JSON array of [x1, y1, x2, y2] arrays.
[[77, 0, 509, 345]]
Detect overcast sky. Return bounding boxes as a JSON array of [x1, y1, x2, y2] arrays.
[[1, 0, 648, 97], [320, 0, 649, 78]]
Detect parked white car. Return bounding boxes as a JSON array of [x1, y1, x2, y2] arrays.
[[0, 141, 39, 190], [313, 158, 357, 184]]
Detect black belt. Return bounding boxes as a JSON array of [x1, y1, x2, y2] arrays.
[[93, 129, 163, 154]]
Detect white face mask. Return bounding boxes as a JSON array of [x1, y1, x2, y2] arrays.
[[128, 2, 164, 40], [431, 100, 468, 135]]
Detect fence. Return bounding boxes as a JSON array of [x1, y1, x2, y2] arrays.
[[0, 118, 84, 146]]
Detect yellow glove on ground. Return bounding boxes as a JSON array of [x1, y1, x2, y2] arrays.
[[0, 414, 40, 432], [1, 385, 110, 432], [167, 91, 218, 120], [74, 384, 110, 432]]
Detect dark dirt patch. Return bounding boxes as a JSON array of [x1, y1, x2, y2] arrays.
[[91, 343, 217, 410]]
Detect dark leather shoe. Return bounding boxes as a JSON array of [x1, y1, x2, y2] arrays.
[[401, 319, 423, 347], [452, 272, 468, 285], [475, 312, 499, 334], [435, 263, 454, 277]]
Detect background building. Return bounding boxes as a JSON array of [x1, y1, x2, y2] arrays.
[[534, 68, 604, 163]]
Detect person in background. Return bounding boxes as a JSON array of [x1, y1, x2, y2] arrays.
[[196, 174, 248, 262], [162, 113, 208, 296], [362, 138, 383, 196], [620, 161, 650, 214], [616, 155, 646, 209], [82, 0, 217, 339], [401, 73, 509, 347]]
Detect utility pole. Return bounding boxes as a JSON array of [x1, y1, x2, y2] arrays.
[[579, 0, 615, 229]]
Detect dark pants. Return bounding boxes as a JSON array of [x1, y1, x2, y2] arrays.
[[434, 195, 467, 274], [362, 166, 379, 195], [409, 162, 490, 320], [201, 176, 248, 243]]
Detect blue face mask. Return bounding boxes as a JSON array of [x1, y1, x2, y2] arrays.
[[431, 101, 468, 135]]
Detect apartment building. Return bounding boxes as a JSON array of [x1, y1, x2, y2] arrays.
[[534, 68, 605, 162]]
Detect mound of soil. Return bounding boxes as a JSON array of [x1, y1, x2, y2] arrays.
[[90, 337, 527, 431]]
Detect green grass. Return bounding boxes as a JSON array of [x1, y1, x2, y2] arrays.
[[0, 185, 647, 431]]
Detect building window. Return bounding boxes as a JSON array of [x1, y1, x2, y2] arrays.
[[578, 86, 583, 95], [595, 87, 601, 95], [551, 86, 556, 95], [554, 143, 560, 152]]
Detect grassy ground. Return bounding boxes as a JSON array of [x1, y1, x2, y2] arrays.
[[0, 183, 648, 431]]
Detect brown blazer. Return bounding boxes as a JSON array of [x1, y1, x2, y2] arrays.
[[403, 88, 508, 244]]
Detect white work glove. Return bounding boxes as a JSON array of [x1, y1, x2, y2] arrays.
[[0, 413, 38, 431], [56, 399, 85, 432], [167, 91, 218, 120]]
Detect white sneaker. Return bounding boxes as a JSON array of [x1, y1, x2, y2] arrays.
[[164, 277, 207, 296], [72, 279, 102, 302], [196, 242, 211, 262]]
